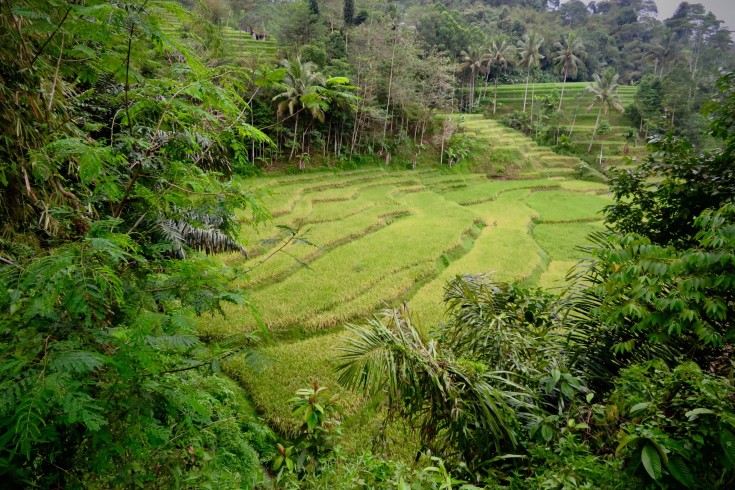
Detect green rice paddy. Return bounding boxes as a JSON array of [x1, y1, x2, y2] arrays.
[[472, 82, 643, 163], [201, 165, 610, 449]]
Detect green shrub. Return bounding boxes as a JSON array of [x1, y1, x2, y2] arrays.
[[609, 361, 735, 487], [595, 120, 611, 135]]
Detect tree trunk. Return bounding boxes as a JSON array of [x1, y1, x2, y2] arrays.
[[479, 66, 490, 106], [493, 75, 499, 115], [469, 65, 475, 109], [523, 71, 530, 112], [530, 72, 537, 124], [383, 32, 398, 141], [290, 111, 300, 160], [588, 106, 602, 153], [440, 131, 445, 166], [558, 70, 568, 111]]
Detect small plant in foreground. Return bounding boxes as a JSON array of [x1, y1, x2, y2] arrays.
[[274, 381, 343, 477]]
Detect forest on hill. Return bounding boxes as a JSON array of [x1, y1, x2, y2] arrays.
[[0, 0, 734, 488]]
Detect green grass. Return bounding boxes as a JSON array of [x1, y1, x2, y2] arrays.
[[524, 190, 611, 222], [533, 221, 605, 261]]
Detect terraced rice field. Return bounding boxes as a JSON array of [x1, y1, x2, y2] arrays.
[[456, 114, 583, 174], [474, 82, 643, 163], [202, 167, 610, 450], [156, 10, 279, 63]]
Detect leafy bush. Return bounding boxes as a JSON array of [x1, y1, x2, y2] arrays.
[[501, 110, 532, 134], [274, 381, 343, 476], [0, 1, 272, 486], [610, 361, 735, 487], [595, 120, 611, 135], [566, 203, 735, 383], [337, 275, 575, 469]]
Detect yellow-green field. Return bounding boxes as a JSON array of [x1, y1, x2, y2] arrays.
[[199, 166, 610, 454]]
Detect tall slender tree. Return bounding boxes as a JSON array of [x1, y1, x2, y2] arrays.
[[459, 45, 487, 111], [586, 67, 625, 153], [518, 32, 545, 113], [273, 57, 327, 163], [485, 37, 516, 115], [552, 32, 585, 110]]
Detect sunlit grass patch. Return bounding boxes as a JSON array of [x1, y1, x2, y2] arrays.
[[532, 221, 604, 261], [524, 190, 611, 222], [225, 332, 361, 437], [440, 179, 560, 204], [537, 260, 578, 290]]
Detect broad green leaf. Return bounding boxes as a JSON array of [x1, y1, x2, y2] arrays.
[[667, 456, 694, 488], [629, 402, 651, 416], [641, 444, 662, 480], [685, 408, 714, 420], [616, 434, 640, 455], [721, 429, 735, 468], [541, 425, 553, 442]]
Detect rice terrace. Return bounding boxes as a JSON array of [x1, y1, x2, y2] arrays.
[[2, 0, 734, 488], [208, 163, 610, 427]]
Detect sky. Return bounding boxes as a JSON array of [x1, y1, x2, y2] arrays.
[[558, 1, 735, 31], [654, 0, 735, 31]]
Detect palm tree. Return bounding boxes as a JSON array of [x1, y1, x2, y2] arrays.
[[272, 57, 327, 163], [517, 32, 544, 113], [552, 32, 585, 111], [586, 67, 625, 153], [337, 275, 536, 463], [459, 46, 487, 111], [485, 37, 516, 115], [644, 33, 677, 79]]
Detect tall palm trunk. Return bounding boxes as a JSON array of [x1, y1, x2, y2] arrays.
[[568, 100, 581, 137], [588, 106, 602, 153], [493, 74, 500, 114], [469, 67, 476, 110], [383, 33, 398, 141], [523, 70, 530, 112], [558, 69, 568, 111], [290, 111, 299, 160], [480, 68, 490, 106], [530, 72, 537, 125]]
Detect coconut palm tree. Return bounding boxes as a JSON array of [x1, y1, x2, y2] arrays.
[[459, 46, 488, 111], [272, 57, 327, 162], [644, 32, 681, 79], [552, 32, 585, 111], [485, 37, 516, 115], [517, 32, 544, 113], [586, 67, 625, 153]]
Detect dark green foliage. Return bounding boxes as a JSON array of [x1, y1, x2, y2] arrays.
[[274, 381, 342, 477], [609, 361, 735, 488], [337, 275, 581, 468], [308, 0, 320, 16], [343, 0, 354, 27], [0, 0, 273, 486], [0, 231, 271, 486], [501, 110, 532, 134], [605, 73, 735, 247], [605, 138, 735, 248], [627, 74, 663, 132], [566, 203, 735, 383]]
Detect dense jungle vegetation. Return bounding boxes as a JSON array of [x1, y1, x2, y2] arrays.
[[0, 0, 734, 488]]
